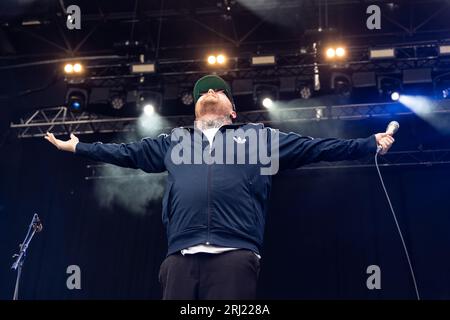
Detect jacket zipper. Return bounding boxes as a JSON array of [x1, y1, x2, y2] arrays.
[[206, 131, 216, 245], [206, 162, 211, 245]]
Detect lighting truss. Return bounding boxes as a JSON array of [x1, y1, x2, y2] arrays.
[[11, 100, 450, 138], [83, 148, 450, 180], [302, 149, 450, 170]]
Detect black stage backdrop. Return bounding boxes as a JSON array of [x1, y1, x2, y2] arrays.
[[1, 116, 450, 300]]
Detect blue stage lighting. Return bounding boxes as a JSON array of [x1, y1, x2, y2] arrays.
[[391, 91, 400, 101]]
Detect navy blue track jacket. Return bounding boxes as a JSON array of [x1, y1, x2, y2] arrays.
[[75, 123, 377, 256]]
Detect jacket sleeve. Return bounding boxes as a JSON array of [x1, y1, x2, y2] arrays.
[[277, 130, 377, 170], [75, 134, 171, 173]]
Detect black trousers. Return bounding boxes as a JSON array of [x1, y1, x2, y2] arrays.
[[158, 249, 260, 300]]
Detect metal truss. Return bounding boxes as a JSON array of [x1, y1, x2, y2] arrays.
[[10, 107, 138, 138], [60, 39, 450, 94], [3, 0, 450, 61], [83, 43, 450, 78], [10, 100, 450, 138], [83, 148, 450, 180], [302, 149, 450, 170], [3, 42, 450, 105]]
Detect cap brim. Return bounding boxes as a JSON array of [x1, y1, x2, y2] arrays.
[[193, 75, 235, 110]]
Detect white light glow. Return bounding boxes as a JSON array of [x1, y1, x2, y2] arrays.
[[143, 104, 155, 116], [262, 98, 273, 109]]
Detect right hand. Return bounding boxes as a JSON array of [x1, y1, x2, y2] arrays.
[[45, 132, 79, 153], [374, 133, 395, 155]]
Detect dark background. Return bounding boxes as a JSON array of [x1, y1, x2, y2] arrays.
[[1, 114, 449, 300]]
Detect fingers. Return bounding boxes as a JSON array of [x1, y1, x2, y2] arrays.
[[377, 135, 395, 155], [380, 139, 393, 147], [45, 132, 54, 143], [379, 141, 390, 154], [45, 132, 60, 149], [379, 136, 395, 145], [375, 132, 395, 145]]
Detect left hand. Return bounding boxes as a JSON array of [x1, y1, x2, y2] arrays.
[[375, 133, 395, 155]]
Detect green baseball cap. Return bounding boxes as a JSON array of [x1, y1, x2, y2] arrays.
[[193, 75, 236, 110]]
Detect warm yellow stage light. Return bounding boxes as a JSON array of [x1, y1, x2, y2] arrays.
[[326, 48, 336, 58], [64, 63, 74, 73], [207, 55, 217, 64], [73, 63, 83, 73], [64, 63, 84, 74], [216, 54, 226, 64], [336, 47, 346, 57]]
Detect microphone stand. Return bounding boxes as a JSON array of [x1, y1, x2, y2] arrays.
[[11, 213, 42, 300]]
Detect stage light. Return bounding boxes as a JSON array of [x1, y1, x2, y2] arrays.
[[262, 98, 273, 109], [335, 80, 351, 96], [315, 108, 323, 119], [253, 84, 279, 108], [216, 54, 226, 64], [22, 20, 42, 26], [370, 48, 395, 59], [180, 91, 194, 106], [130, 63, 155, 74], [251, 55, 276, 66], [332, 74, 352, 97], [137, 91, 162, 115], [64, 64, 74, 74], [64, 63, 84, 75], [326, 46, 347, 60], [70, 101, 81, 111], [207, 54, 226, 66], [143, 104, 155, 116], [391, 91, 400, 101], [335, 47, 346, 57], [73, 63, 83, 73], [218, 0, 235, 16], [299, 85, 312, 99], [439, 45, 450, 56], [326, 48, 336, 59], [66, 89, 87, 112], [111, 95, 125, 110], [207, 55, 217, 65], [378, 76, 402, 101], [434, 75, 450, 99]]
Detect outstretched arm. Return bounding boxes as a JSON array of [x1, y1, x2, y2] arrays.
[[277, 131, 394, 170], [45, 132, 170, 173]]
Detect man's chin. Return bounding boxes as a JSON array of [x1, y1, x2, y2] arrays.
[[198, 102, 219, 115]]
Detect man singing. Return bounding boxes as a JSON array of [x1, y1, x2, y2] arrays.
[[45, 75, 394, 299]]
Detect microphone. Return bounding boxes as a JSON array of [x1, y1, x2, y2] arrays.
[[32, 213, 43, 233], [386, 121, 400, 136], [377, 121, 399, 154]]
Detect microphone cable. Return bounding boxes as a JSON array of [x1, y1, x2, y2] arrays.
[[375, 150, 421, 300]]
